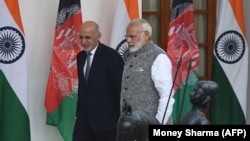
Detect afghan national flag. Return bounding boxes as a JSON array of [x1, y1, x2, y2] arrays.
[[209, 0, 248, 124], [0, 0, 30, 140], [110, 0, 140, 61], [166, 0, 199, 124], [44, 0, 82, 140]]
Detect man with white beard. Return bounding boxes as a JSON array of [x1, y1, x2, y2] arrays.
[[120, 18, 175, 125]]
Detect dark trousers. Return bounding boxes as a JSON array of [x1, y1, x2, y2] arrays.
[[73, 113, 117, 141]]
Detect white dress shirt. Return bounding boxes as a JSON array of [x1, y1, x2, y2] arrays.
[[84, 45, 98, 75], [151, 53, 175, 124]]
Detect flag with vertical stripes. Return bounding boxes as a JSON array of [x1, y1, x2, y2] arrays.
[[44, 0, 82, 140], [166, 0, 199, 124], [110, 0, 140, 61], [0, 0, 30, 140], [209, 0, 248, 124]]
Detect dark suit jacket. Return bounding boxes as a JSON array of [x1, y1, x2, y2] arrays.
[[75, 42, 124, 132]]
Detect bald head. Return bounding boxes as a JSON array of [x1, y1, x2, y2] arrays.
[[79, 21, 102, 52], [80, 21, 100, 33]]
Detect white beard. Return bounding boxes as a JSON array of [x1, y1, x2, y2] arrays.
[[129, 45, 142, 52], [129, 39, 145, 53]]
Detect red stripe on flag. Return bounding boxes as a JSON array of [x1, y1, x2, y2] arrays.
[[167, 4, 199, 93], [45, 4, 82, 113]]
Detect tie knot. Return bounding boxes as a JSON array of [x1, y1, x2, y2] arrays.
[[87, 52, 92, 56]]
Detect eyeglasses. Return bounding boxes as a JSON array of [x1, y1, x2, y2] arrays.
[[124, 31, 146, 39], [124, 34, 137, 39]]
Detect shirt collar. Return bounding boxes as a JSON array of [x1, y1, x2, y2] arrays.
[[88, 43, 98, 55]]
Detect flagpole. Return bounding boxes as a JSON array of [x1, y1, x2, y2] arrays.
[[161, 56, 182, 125], [177, 57, 193, 124]]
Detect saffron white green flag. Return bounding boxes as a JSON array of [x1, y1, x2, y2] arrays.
[[110, 0, 140, 61], [0, 0, 30, 140], [209, 0, 248, 124]]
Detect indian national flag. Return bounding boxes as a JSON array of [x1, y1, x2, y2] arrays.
[[44, 0, 82, 140], [110, 0, 140, 61], [209, 0, 248, 124], [0, 0, 30, 141], [166, 0, 199, 124]]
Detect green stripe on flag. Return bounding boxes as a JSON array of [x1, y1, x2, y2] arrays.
[[172, 88, 192, 124], [172, 72, 199, 124], [46, 92, 78, 141], [0, 70, 30, 141], [209, 58, 245, 124]]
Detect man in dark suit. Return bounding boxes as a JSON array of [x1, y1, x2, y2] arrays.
[[73, 21, 124, 141]]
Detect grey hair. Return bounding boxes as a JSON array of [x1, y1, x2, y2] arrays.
[[129, 18, 152, 37]]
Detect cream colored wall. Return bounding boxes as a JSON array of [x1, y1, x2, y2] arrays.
[[243, 0, 250, 124], [17, 0, 250, 140]]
